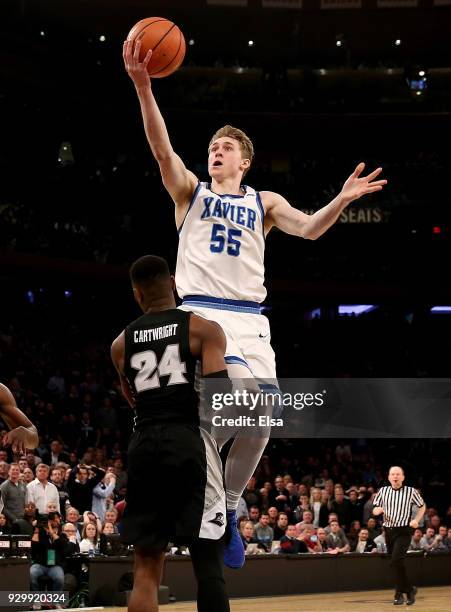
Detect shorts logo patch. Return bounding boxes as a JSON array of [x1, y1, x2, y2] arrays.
[[208, 512, 225, 527], [258, 332, 270, 340]]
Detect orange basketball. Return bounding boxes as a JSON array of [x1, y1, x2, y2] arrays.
[[127, 17, 186, 78]]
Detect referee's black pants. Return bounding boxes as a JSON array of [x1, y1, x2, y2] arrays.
[[385, 526, 414, 594]]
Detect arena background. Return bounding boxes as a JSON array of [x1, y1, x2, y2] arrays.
[[1, 0, 451, 610]]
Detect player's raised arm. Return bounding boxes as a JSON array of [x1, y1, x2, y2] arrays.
[[123, 39, 198, 209], [262, 162, 387, 240], [0, 383, 38, 453], [111, 331, 136, 408]]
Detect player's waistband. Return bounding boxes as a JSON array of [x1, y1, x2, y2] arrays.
[[182, 295, 262, 314]]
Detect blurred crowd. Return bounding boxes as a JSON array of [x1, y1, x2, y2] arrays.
[[0, 299, 450, 604], [1, 149, 448, 268], [0, 435, 450, 608]]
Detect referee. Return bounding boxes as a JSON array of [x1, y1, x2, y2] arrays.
[[373, 466, 426, 606]]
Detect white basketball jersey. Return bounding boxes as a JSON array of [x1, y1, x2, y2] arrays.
[[176, 182, 266, 302]]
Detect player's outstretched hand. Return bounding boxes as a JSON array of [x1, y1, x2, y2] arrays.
[[123, 38, 153, 89], [340, 163, 387, 204], [2, 426, 31, 454]]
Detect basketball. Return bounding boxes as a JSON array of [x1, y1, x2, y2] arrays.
[[127, 17, 186, 78]]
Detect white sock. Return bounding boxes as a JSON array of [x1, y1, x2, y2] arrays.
[[226, 490, 241, 512]]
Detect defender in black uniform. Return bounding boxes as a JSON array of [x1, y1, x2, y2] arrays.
[[111, 255, 230, 612]]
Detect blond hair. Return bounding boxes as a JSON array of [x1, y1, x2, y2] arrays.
[[208, 125, 254, 177]]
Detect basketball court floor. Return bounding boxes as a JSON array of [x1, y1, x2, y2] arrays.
[[61, 586, 451, 611]]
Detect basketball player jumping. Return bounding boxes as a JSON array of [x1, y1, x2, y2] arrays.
[[123, 39, 387, 569]]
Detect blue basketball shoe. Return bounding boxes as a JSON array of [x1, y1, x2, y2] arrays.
[[223, 510, 245, 569]]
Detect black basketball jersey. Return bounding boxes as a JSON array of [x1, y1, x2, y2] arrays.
[[123, 308, 199, 427]]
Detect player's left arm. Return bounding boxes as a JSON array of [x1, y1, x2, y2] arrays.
[[111, 332, 136, 409], [0, 383, 39, 453], [262, 162, 387, 239]]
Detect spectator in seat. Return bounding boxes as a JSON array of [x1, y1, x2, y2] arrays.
[[273, 512, 289, 540], [324, 513, 344, 536], [65, 507, 83, 542], [298, 524, 322, 553], [0, 513, 11, 534], [17, 458, 28, 473], [82, 510, 102, 533], [102, 521, 116, 535], [26, 453, 38, 470], [348, 488, 364, 524], [42, 440, 70, 467], [347, 520, 362, 549], [321, 489, 331, 507], [326, 519, 350, 553], [286, 482, 299, 514], [67, 464, 105, 515], [22, 467, 35, 484], [104, 508, 119, 528], [259, 481, 271, 511], [280, 525, 308, 554], [61, 523, 80, 599], [267, 506, 279, 529], [240, 521, 257, 552], [0, 461, 10, 486], [366, 517, 381, 541], [50, 467, 70, 519], [268, 476, 289, 513], [11, 501, 37, 536], [317, 527, 330, 551], [112, 458, 128, 495], [429, 526, 448, 552], [420, 527, 436, 551], [310, 487, 329, 527], [254, 513, 274, 552], [330, 486, 352, 531], [295, 510, 314, 532], [409, 528, 424, 551], [248, 506, 260, 525], [26, 464, 60, 515], [428, 514, 441, 532], [92, 469, 116, 522], [294, 494, 311, 522], [62, 522, 79, 547], [0, 462, 26, 524], [30, 511, 71, 609], [443, 527, 451, 552], [79, 522, 101, 554], [352, 528, 376, 553]]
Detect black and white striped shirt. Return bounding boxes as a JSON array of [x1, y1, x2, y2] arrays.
[[373, 486, 425, 528]]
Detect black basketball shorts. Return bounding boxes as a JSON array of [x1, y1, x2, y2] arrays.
[[120, 423, 226, 551]]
